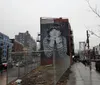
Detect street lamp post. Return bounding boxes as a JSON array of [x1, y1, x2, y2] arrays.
[[86, 30, 91, 70], [85, 27, 100, 71]]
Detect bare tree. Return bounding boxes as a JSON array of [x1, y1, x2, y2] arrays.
[[86, 0, 100, 18]]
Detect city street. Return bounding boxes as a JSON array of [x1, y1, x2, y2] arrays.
[[0, 63, 37, 85], [1, 0, 100, 85], [1, 62, 100, 85], [67, 62, 100, 85]]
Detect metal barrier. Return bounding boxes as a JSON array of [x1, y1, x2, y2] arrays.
[[53, 48, 70, 84], [7, 51, 40, 84], [7, 50, 70, 85]]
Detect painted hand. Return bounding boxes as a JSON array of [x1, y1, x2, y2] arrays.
[[56, 37, 63, 48], [49, 37, 56, 47]]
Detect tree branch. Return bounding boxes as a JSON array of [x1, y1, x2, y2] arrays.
[[86, 0, 100, 18]]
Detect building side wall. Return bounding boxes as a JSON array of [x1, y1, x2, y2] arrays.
[[0, 32, 12, 62]]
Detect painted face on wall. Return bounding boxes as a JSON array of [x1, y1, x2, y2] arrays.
[[49, 29, 61, 38]]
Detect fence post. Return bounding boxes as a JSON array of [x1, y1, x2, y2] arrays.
[[23, 49, 27, 74], [53, 42, 56, 85], [18, 62, 20, 78]]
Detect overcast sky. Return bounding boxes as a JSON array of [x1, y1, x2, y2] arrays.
[[0, 0, 100, 50]]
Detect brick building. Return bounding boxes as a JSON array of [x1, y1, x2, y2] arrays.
[[10, 39, 24, 52]]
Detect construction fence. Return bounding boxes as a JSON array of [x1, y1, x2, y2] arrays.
[[7, 50, 71, 85], [7, 51, 40, 84]]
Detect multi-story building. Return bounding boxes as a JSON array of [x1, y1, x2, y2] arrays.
[[70, 29, 74, 55], [93, 44, 100, 59], [40, 17, 75, 83], [15, 31, 36, 51], [0, 32, 12, 62], [10, 39, 24, 52], [40, 17, 75, 65]]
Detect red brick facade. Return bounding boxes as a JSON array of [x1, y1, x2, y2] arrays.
[[11, 39, 23, 52]]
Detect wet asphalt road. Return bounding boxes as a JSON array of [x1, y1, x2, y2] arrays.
[[67, 62, 100, 85], [0, 71, 6, 85]]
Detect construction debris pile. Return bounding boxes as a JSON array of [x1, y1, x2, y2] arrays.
[[22, 65, 54, 85], [8, 65, 71, 85]]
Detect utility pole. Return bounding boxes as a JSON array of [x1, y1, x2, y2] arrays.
[[86, 30, 91, 70]]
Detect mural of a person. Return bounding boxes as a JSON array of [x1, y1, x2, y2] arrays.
[[43, 24, 67, 58]]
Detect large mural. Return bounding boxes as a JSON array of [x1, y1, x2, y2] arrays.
[[40, 17, 70, 64], [40, 17, 71, 83]]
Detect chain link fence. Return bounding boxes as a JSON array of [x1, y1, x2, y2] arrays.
[[7, 51, 40, 84], [54, 49, 70, 84], [7, 50, 70, 85]]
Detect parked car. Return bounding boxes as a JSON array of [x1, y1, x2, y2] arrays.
[[2, 61, 7, 70], [95, 56, 100, 71], [73, 55, 80, 62], [15, 62, 24, 67], [95, 60, 100, 71], [2, 62, 13, 69]]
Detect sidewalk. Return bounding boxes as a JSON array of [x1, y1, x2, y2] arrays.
[[66, 62, 100, 85]]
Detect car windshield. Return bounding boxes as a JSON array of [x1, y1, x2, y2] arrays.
[[2, 61, 7, 63]]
